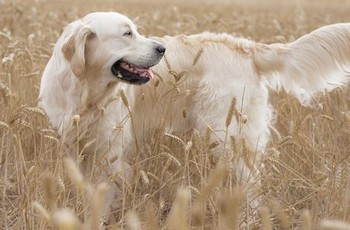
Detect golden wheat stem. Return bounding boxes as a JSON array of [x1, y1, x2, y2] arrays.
[[144, 201, 158, 230], [166, 187, 191, 230], [32, 201, 50, 222], [225, 97, 236, 128], [63, 157, 84, 191], [90, 182, 108, 230], [301, 210, 312, 230], [164, 54, 172, 71], [192, 47, 204, 66], [120, 89, 129, 108], [126, 211, 142, 230], [43, 173, 57, 210], [259, 207, 273, 230], [218, 189, 242, 230], [319, 220, 350, 230], [192, 160, 227, 227], [52, 208, 81, 230]]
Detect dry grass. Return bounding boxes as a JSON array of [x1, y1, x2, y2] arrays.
[[0, 0, 350, 229]]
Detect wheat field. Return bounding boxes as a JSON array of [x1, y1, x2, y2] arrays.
[[0, 0, 350, 229]]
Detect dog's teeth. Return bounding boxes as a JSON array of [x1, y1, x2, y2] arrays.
[[117, 74, 123, 78]]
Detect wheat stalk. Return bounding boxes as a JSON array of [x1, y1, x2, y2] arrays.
[[160, 151, 182, 167], [319, 220, 350, 230], [340, 128, 350, 135], [166, 187, 191, 230], [192, 160, 228, 227], [225, 97, 237, 128], [0, 32, 12, 41], [151, 70, 164, 83], [163, 54, 172, 71], [43, 173, 57, 210], [32, 201, 50, 222], [25, 106, 47, 117], [64, 157, 84, 191], [218, 189, 243, 230], [164, 133, 187, 148], [319, 114, 334, 121], [0, 82, 10, 105], [143, 201, 158, 230], [51, 208, 81, 230], [269, 200, 291, 229], [168, 70, 188, 82], [119, 89, 129, 108], [90, 182, 108, 230], [0, 120, 10, 129], [269, 124, 282, 141], [301, 210, 312, 230], [192, 47, 204, 66], [259, 207, 273, 230], [140, 170, 150, 184]]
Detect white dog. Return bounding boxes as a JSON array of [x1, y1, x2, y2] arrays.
[[39, 12, 350, 221], [38, 12, 165, 218]]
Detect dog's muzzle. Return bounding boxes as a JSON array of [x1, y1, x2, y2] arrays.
[[111, 61, 153, 85], [111, 44, 166, 85]]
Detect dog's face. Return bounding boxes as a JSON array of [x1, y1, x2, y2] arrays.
[[61, 12, 165, 85]]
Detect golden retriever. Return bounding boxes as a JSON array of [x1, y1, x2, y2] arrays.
[[39, 12, 350, 221], [39, 12, 165, 218]]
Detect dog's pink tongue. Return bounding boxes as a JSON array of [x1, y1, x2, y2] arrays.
[[135, 66, 152, 79], [145, 69, 153, 78], [120, 62, 152, 78]]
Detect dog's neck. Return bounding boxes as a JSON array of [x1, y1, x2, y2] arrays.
[[83, 81, 119, 112]]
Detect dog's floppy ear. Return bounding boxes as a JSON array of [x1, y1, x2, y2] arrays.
[[62, 23, 95, 77]]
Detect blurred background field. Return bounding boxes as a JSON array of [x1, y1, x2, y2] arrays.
[[0, 0, 349, 229]]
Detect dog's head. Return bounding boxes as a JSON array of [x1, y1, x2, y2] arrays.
[[60, 12, 165, 85]]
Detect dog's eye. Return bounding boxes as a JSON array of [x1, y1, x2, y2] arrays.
[[123, 31, 132, 37]]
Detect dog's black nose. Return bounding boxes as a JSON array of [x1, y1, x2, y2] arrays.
[[156, 45, 166, 55]]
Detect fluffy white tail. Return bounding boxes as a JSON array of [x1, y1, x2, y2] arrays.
[[254, 23, 350, 104]]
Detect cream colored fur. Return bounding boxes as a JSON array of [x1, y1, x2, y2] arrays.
[[39, 12, 350, 221], [39, 12, 165, 219], [255, 24, 350, 104]]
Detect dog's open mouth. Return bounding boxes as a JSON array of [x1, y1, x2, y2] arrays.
[[111, 61, 152, 85]]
